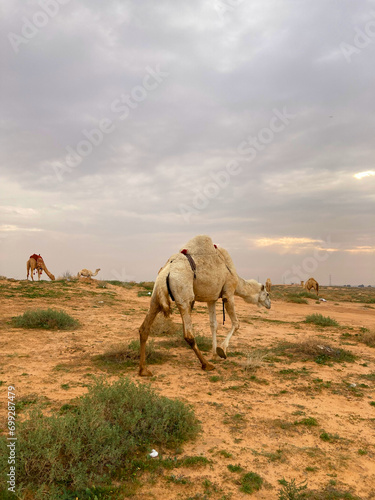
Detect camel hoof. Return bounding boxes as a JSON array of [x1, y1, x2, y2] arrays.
[[216, 347, 227, 359], [139, 368, 153, 377], [202, 362, 215, 371]]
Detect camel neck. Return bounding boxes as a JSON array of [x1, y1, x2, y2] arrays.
[[235, 277, 259, 304]]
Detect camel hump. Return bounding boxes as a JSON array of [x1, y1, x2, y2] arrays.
[[215, 247, 236, 274], [180, 235, 216, 256]]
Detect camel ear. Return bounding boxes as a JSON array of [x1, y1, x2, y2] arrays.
[[261, 284, 264, 291]]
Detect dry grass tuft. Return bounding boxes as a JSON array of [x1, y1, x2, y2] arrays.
[[241, 350, 266, 373], [287, 338, 355, 364], [360, 329, 375, 347], [92, 339, 169, 371], [151, 315, 182, 336], [273, 338, 356, 364]]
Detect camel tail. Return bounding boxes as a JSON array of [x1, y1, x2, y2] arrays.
[[316, 282, 319, 295], [155, 275, 172, 318]]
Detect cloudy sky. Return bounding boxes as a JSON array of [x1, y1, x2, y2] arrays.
[[1, 0, 374, 285]]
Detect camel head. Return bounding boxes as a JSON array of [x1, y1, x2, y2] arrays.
[[95, 269, 101, 273], [258, 284, 271, 309]]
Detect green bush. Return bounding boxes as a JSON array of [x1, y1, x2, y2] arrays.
[[294, 417, 318, 427], [0, 378, 199, 498], [305, 314, 339, 327], [12, 308, 79, 330], [278, 478, 307, 499], [240, 471, 263, 494], [287, 294, 308, 304]]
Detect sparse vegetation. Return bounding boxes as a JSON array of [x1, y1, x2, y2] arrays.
[[0, 378, 199, 498], [242, 349, 266, 372], [12, 308, 79, 330], [92, 340, 168, 371], [273, 339, 355, 365], [359, 328, 375, 347], [1, 279, 374, 499], [228, 463, 243, 472], [294, 417, 318, 427], [287, 294, 308, 304], [320, 431, 340, 442], [239, 471, 263, 494], [278, 478, 307, 499], [305, 314, 339, 327], [150, 315, 182, 336]]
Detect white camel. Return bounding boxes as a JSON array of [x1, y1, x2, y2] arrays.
[[77, 268, 101, 279], [139, 235, 271, 376]]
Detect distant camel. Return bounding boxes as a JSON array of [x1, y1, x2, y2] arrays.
[[305, 277, 319, 295], [265, 278, 272, 293], [77, 268, 101, 279], [301, 280, 304, 287], [139, 235, 271, 376], [27, 254, 55, 281]]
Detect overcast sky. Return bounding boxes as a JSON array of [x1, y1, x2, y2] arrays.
[[1, 0, 374, 285]]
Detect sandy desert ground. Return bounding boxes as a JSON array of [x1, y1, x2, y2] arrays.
[[1, 278, 375, 499]]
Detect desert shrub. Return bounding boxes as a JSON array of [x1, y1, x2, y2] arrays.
[[287, 294, 308, 304], [278, 478, 308, 499], [360, 329, 375, 347], [240, 471, 263, 494], [320, 431, 340, 442], [242, 350, 266, 372], [58, 271, 77, 281], [12, 308, 79, 330], [294, 417, 318, 427], [0, 378, 199, 498], [151, 315, 182, 336], [305, 314, 339, 327], [274, 339, 355, 364]]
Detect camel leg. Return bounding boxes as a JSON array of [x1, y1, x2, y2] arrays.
[[139, 300, 160, 377], [216, 298, 239, 360], [178, 304, 215, 371], [207, 302, 218, 360], [26, 261, 30, 280]]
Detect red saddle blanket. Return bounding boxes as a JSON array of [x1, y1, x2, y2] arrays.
[[30, 254, 42, 261]]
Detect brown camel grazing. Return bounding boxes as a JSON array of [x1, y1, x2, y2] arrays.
[[305, 277, 319, 295], [265, 278, 272, 293], [139, 235, 271, 376], [26, 254, 55, 281]]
